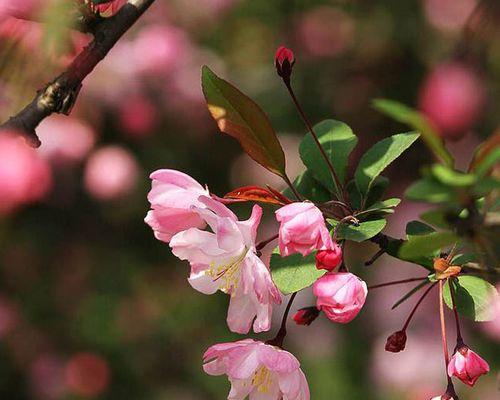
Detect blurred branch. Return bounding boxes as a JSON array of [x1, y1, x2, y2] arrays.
[[0, 0, 157, 147]]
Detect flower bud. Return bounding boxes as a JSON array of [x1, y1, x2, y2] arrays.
[[293, 307, 320, 326], [275, 46, 295, 81], [447, 345, 489, 386], [316, 243, 342, 271], [385, 330, 407, 353]]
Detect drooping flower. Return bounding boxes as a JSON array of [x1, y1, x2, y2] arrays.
[[170, 196, 281, 334], [203, 339, 310, 400], [313, 272, 367, 323], [315, 242, 342, 271], [447, 345, 489, 387], [293, 307, 320, 326], [275, 202, 332, 257], [145, 169, 209, 243]]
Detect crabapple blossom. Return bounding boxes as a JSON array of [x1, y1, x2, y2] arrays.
[[145, 169, 209, 243], [315, 242, 342, 271], [313, 272, 367, 323], [275, 202, 332, 257], [203, 339, 309, 400], [447, 345, 489, 387], [170, 196, 282, 334]]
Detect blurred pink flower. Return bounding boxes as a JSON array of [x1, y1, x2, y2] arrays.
[[203, 339, 309, 400], [423, 0, 477, 33], [84, 145, 139, 201], [418, 62, 485, 138], [65, 352, 111, 397], [0, 0, 43, 21], [118, 93, 157, 137], [447, 345, 489, 386], [276, 202, 332, 257], [37, 116, 96, 164], [145, 169, 209, 243], [482, 284, 500, 340], [315, 243, 342, 271], [313, 272, 367, 323], [0, 131, 52, 213], [29, 354, 67, 400], [170, 196, 282, 334], [296, 7, 355, 58]]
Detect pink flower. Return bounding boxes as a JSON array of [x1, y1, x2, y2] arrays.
[[275, 202, 332, 257], [170, 196, 281, 334], [313, 272, 367, 323], [275, 45, 295, 79], [145, 169, 209, 243], [203, 339, 309, 400], [447, 345, 489, 387], [315, 243, 342, 271]]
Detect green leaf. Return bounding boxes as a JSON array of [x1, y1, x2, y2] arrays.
[[399, 232, 459, 259], [420, 209, 452, 229], [299, 119, 358, 196], [283, 170, 331, 203], [392, 280, 431, 310], [328, 219, 386, 242], [364, 176, 390, 208], [443, 276, 499, 321], [373, 99, 454, 167], [451, 253, 478, 266], [431, 164, 476, 187], [406, 221, 435, 237], [405, 177, 456, 203], [201, 66, 286, 177], [355, 198, 400, 218], [355, 132, 420, 198], [270, 250, 325, 295]]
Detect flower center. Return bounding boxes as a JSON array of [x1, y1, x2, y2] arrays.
[[251, 366, 273, 393], [207, 249, 247, 295]]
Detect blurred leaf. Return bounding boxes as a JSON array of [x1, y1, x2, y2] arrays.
[[473, 177, 500, 196], [284, 170, 331, 203], [299, 119, 358, 196], [270, 249, 325, 295], [420, 209, 453, 229], [405, 177, 456, 203], [469, 131, 500, 177], [399, 232, 459, 259], [431, 164, 477, 187], [406, 221, 435, 236], [373, 99, 454, 167], [201, 66, 286, 177], [391, 280, 431, 310], [451, 253, 478, 265], [443, 276, 499, 321], [355, 132, 420, 199], [328, 219, 386, 242], [224, 185, 286, 205]]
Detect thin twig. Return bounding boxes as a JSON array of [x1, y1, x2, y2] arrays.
[[401, 282, 437, 331], [267, 292, 297, 348], [368, 277, 429, 290]]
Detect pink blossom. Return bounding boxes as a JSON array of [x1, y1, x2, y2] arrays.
[[447, 345, 489, 387], [170, 196, 282, 334], [118, 93, 157, 137], [84, 145, 139, 201], [203, 339, 309, 400], [145, 169, 209, 243], [95, 0, 126, 15], [315, 242, 342, 271], [0, 0, 44, 21], [0, 131, 52, 213], [313, 272, 367, 323], [275, 202, 332, 257], [65, 352, 111, 397]]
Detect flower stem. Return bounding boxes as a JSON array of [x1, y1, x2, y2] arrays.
[[448, 278, 464, 346], [402, 282, 437, 331], [283, 174, 303, 201], [439, 280, 453, 387], [256, 234, 279, 251], [283, 81, 345, 202], [368, 277, 429, 290], [267, 292, 297, 348]]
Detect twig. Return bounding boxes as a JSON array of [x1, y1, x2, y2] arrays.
[[0, 0, 157, 147], [266, 292, 297, 348], [368, 277, 429, 290]]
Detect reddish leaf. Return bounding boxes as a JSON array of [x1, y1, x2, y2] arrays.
[[224, 186, 286, 205]]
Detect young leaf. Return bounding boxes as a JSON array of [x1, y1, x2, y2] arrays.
[[372, 99, 454, 167], [431, 165, 476, 187], [443, 276, 499, 321], [201, 66, 286, 178], [224, 186, 286, 205], [355, 132, 420, 198], [405, 221, 435, 237], [270, 250, 325, 295], [328, 219, 387, 242], [399, 232, 458, 259], [405, 177, 456, 203], [355, 198, 401, 218], [299, 119, 358, 195]]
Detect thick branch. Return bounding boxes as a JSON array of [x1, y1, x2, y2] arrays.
[[0, 0, 156, 147]]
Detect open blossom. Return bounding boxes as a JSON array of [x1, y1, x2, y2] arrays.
[[170, 196, 281, 334], [275, 202, 332, 257], [447, 345, 489, 386], [313, 272, 367, 323], [203, 339, 309, 400], [145, 169, 209, 243]]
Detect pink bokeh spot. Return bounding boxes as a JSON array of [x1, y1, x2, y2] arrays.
[[65, 352, 111, 397]]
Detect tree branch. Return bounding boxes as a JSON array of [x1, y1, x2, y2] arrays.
[[0, 0, 157, 147]]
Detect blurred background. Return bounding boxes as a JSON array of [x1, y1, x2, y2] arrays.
[[0, 0, 499, 399]]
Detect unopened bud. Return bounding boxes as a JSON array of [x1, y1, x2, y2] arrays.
[[293, 307, 320, 326], [385, 330, 407, 353], [316, 243, 342, 271], [275, 46, 295, 81]]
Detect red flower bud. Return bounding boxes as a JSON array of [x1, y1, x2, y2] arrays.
[[275, 46, 295, 80], [293, 307, 320, 326], [385, 330, 407, 353], [316, 243, 342, 271]]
